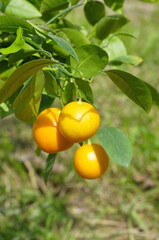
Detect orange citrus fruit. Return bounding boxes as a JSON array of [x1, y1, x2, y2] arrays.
[[33, 108, 73, 153], [59, 101, 100, 143], [74, 143, 109, 179]]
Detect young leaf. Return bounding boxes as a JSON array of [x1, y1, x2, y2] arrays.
[[48, 34, 78, 61], [0, 15, 34, 33], [62, 82, 75, 105], [0, 27, 25, 54], [75, 79, 93, 104], [105, 69, 152, 112], [0, 59, 54, 104], [4, 0, 42, 19], [95, 15, 129, 40], [13, 71, 45, 123], [40, 0, 68, 13], [91, 126, 133, 167], [104, 0, 124, 13], [84, 0, 106, 26], [70, 44, 108, 79], [43, 153, 57, 184]]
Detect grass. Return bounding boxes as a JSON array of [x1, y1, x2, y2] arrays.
[[1, 1, 159, 239]]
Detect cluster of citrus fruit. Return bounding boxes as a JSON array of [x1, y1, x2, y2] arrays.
[[33, 101, 109, 179]]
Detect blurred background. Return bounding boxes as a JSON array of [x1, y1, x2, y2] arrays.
[[0, 1, 159, 239]]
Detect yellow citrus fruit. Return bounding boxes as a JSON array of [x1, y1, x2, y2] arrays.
[[33, 108, 73, 153], [74, 143, 109, 179], [59, 101, 100, 143]]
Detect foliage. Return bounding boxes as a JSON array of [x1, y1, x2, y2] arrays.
[[1, 3, 159, 238], [0, 0, 159, 176]]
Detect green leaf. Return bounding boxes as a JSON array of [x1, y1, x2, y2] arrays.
[[0, 60, 16, 82], [91, 126, 133, 167], [8, 49, 47, 64], [0, 27, 25, 54], [44, 71, 59, 97], [0, 86, 22, 118], [43, 153, 57, 184], [70, 44, 108, 79], [75, 79, 93, 103], [0, 15, 34, 33], [106, 69, 152, 112], [61, 28, 90, 47], [62, 82, 75, 105], [0, 59, 54, 104], [40, 0, 68, 13], [104, 36, 127, 61], [69, 0, 80, 4], [110, 55, 143, 66], [84, 0, 106, 26], [48, 34, 78, 61], [4, 0, 42, 19], [47, 32, 71, 58], [0, 102, 12, 118], [95, 15, 129, 40], [104, 0, 124, 13], [13, 71, 45, 123], [144, 82, 159, 107]]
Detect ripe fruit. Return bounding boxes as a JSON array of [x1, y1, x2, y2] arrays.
[[33, 108, 73, 153], [59, 101, 100, 143], [74, 143, 109, 179]]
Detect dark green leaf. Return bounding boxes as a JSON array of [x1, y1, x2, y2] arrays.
[[70, 44, 108, 79], [84, 0, 106, 26], [39, 94, 55, 113], [106, 69, 152, 112], [0, 60, 16, 83], [13, 71, 45, 123], [0, 15, 34, 33], [40, 0, 68, 13], [75, 79, 93, 103], [44, 71, 59, 97], [43, 153, 57, 184], [62, 82, 75, 105], [4, 0, 42, 19], [104, 0, 124, 12], [0, 59, 54, 104], [144, 82, 159, 107], [48, 34, 78, 61], [96, 15, 129, 40], [8, 49, 48, 64], [0, 27, 25, 54], [91, 126, 133, 167], [0, 102, 13, 118]]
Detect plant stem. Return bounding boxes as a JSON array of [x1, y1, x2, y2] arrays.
[[45, 2, 85, 26]]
